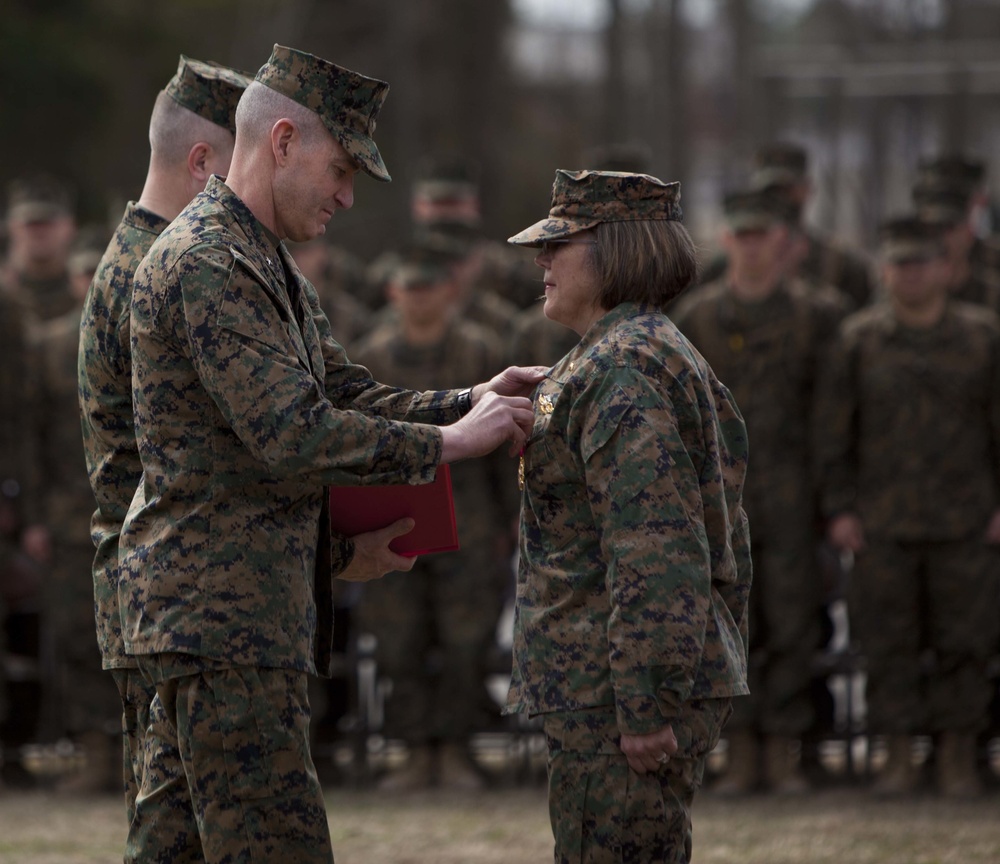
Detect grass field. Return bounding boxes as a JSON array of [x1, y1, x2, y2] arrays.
[[1, 783, 998, 863]]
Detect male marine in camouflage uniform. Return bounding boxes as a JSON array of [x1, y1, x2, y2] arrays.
[[78, 56, 250, 822], [815, 216, 1000, 798], [506, 171, 751, 863], [353, 245, 513, 791], [119, 45, 536, 863], [699, 143, 874, 310], [33, 227, 120, 793], [913, 177, 1000, 313], [2, 175, 78, 326], [0, 177, 76, 776], [672, 188, 847, 794]]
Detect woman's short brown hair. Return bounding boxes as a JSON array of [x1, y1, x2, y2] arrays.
[[589, 219, 699, 309]]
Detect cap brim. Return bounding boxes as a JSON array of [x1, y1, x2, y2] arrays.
[[750, 167, 804, 190], [507, 216, 598, 247], [881, 241, 938, 263], [9, 202, 66, 223], [337, 126, 391, 183], [726, 213, 779, 233]]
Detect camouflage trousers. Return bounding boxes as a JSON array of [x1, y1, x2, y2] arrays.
[[127, 654, 332, 864], [727, 524, 821, 737], [111, 667, 155, 825], [542, 698, 731, 864], [356, 552, 502, 743], [849, 536, 1000, 734]]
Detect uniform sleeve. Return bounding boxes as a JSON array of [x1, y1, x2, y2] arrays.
[[174, 246, 443, 485], [580, 366, 713, 735], [303, 279, 465, 426]]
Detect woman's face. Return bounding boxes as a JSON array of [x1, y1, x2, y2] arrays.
[[533, 229, 605, 336]]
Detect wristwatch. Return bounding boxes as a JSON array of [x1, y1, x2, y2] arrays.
[[456, 387, 474, 416]]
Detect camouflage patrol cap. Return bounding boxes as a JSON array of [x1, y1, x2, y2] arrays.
[[412, 153, 481, 226], [165, 56, 252, 134], [751, 141, 809, 189], [912, 182, 969, 227], [722, 187, 798, 232], [508, 170, 682, 247], [255, 44, 391, 182], [393, 241, 459, 288], [916, 154, 985, 197], [6, 174, 74, 223], [878, 215, 946, 263]]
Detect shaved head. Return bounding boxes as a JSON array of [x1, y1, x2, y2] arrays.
[[149, 90, 235, 167]]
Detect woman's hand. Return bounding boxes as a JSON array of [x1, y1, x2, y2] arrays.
[[619, 724, 679, 774]]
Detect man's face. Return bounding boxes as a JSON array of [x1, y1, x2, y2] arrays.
[[274, 130, 358, 243], [389, 273, 458, 329], [881, 254, 949, 310], [724, 223, 788, 283], [7, 213, 76, 272]]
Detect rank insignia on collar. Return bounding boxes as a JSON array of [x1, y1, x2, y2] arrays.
[[538, 394, 555, 415]]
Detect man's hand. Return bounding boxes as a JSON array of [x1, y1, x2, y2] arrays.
[[827, 513, 865, 553], [472, 365, 548, 402], [620, 725, 679, 775], [440, 391, 534, 463], [336, 518, 418, 582], [984, 509, 1000, 544]]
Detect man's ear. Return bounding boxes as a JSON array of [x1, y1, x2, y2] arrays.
[[271, 119, 297, 166], [187, 142, 212, 183]]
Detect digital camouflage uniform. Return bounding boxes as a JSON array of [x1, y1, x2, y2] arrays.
[[353, 314, 512, 750], [671, 277, 847, 738], [77, 55, 250, 821], [506, 171, 751, 864], [121, 46, 471, 864], [814, 300, 1000, 736]]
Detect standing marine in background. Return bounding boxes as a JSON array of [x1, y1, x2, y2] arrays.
[[672, 187, 847, 795], [815, 215, 1000, 799], [353, 244, 514, 791]]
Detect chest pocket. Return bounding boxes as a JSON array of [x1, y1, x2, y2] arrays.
[[217, 249, 305, 366]]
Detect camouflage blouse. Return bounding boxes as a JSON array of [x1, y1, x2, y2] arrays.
[[505, 302, 751, 735]]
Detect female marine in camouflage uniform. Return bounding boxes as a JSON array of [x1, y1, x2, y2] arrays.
[[505, 170, 752, 864]]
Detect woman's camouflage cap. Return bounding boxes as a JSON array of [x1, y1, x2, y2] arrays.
[[164, 56, 252, 134], [255, 44, 391, 182], [507, 170, 682, 246]]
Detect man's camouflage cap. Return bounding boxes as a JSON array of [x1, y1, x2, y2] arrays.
[[722, 187, 798, 232], [878, 215, 945, 263], [750, 141, 809, 189], [916, 154, 985, 197], [6, 174, 74, 222], [508, 170, 682, 247], [912, 182, 969, 226], [412, 154, 481, 226], [164, 56, 252, 134], [255, 44, 391, 182], [393, 240, 459, 287]]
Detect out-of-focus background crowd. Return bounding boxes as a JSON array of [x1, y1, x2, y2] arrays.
[[1, 0, 999, 800]]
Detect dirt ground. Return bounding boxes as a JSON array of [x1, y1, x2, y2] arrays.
[[1, 782, 998, 864]]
